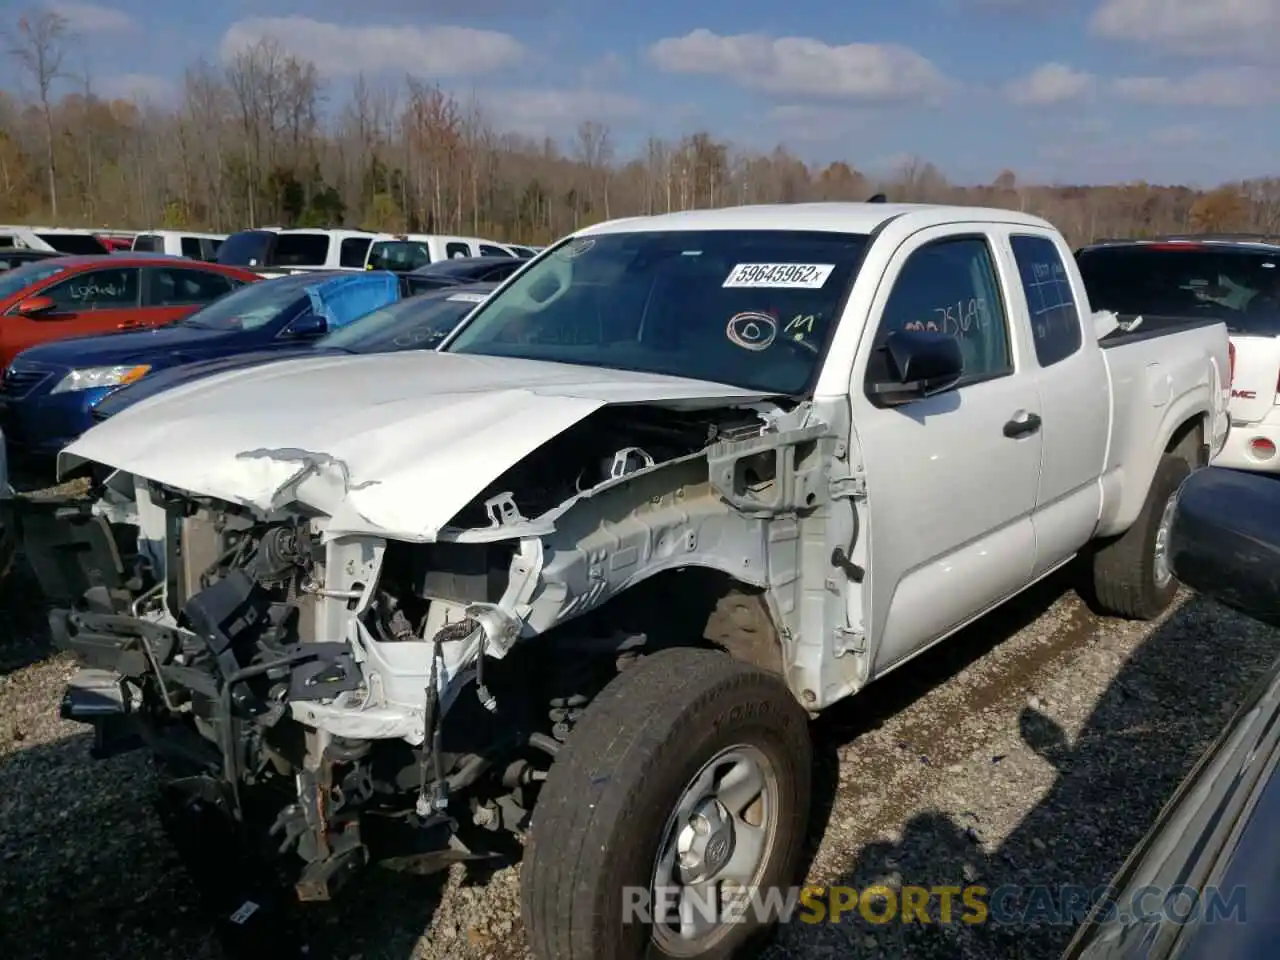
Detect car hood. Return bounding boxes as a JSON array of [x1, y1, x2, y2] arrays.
[[94, 346, 333, 419], [60, 351, 770, 541], [16, 323, 236, 368]]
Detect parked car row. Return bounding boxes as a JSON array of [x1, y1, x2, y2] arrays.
[[0, 224, 544, 275], [0, 258, 520, 460], [0, 202, 1276, 959]]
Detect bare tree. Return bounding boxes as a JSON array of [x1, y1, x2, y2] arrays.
[[6, 9, 70, 218], [575, 120, 613, 220]]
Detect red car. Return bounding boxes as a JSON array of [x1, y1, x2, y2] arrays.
[[0, 255, 261, 368]]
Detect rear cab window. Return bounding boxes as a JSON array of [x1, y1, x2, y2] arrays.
[[445, 229, 870, 395], [446, 241, 472, 259], [368, 241, 433, 271], [133, 234, 163, 253], [1010, 234, 1082, 367], [1077, 244, 1280, 338], [180, 237, 203, 259], [272, 233, 331, 267], [340, 237, 372, 268]]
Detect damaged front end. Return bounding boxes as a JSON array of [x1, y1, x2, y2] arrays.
[[25, 394, 861, 939]]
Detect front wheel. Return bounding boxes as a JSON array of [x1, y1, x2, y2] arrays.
[[521, 647, 812, 960]]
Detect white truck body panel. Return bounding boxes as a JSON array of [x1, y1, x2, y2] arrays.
[[60, 352, 767, 541]]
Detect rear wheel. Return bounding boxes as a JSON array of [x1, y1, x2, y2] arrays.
[[521, 647, 812, 960], [1091, 453, 1191, 619]]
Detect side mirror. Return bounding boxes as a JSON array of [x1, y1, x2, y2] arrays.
[[1167, 467, 1280, 630], [867, 330, 964, 406], [284, 313, 327, 338], [14, 295, 55, 317]]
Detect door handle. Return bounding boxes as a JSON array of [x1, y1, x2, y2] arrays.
[[1003, 412, 1042, 438]]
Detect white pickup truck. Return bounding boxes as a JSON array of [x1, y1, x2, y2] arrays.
[[17, 203, 1229, 959], [1076, 236, 1280, 472]]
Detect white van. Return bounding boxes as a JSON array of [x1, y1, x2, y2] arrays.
[[0, 225, 110, 255], [215, 227, 380, 274], [363, 234, 519, 272], [130, 230, 228, 261]]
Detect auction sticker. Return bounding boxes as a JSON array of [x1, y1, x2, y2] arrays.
[[446, 292, 489, 303], [723, 263, 834, 288]]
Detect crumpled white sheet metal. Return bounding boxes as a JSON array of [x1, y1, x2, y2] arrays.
[[61, 350, 766, 541]]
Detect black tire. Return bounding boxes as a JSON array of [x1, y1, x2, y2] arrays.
[[1091, 453, 1191, 620], [521, 647, 812, 960]]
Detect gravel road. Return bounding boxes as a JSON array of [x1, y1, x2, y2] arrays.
[[3, 553, 1278, 960]]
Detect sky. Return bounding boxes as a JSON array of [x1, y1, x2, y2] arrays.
[[3, 0, 1279, 186]]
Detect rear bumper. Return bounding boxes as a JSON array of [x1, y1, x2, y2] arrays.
[[1212, 410, 1280, 472]]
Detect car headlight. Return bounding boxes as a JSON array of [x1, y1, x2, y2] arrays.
[[49, 364, 151, 394]]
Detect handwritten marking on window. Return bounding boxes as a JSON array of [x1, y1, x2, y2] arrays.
[[899, 299, 992, 337], [68, 282, 123, 301], [784, 313, 816, 342], [725, 311, 777, 351]]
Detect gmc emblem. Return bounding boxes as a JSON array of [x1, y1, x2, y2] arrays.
[[1232, 389, 1258, 399]]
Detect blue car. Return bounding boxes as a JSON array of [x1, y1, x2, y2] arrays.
[[0, 270, 403, 457], [90, 282, 497, 424]]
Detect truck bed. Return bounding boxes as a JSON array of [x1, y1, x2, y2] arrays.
[[1095, 316, 1231, 537], [1098, 313, 1223, 349]]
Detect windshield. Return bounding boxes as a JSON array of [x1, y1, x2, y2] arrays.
[[37, 232, 108, 255], [368, 240, 433, 272], [178, 275, 312, 330], [444, 229, 869, 394], [217, 230, 275, 266], [1078, 245, 1280, 336], [319, 290, 488, 353], [0, 261, 66, 300]]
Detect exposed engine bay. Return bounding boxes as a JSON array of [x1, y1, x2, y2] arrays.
[[24, 395, 860, 926]]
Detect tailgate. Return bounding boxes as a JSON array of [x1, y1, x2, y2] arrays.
[[1227, 334, 1280, 423]]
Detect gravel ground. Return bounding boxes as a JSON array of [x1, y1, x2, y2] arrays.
[[2, 548, 1278, 960]]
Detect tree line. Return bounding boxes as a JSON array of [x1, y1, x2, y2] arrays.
[[4, 9, 1280, 248]]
